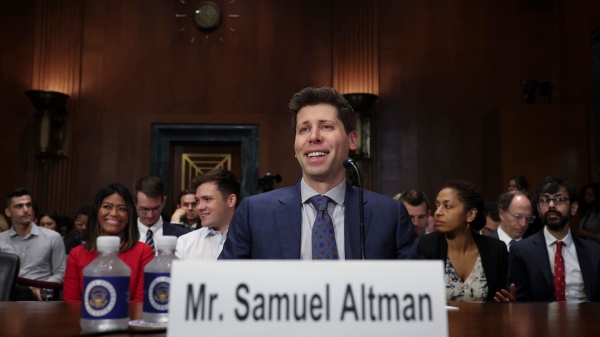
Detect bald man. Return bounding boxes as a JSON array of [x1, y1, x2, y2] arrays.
[[491, 192, 534, 251]]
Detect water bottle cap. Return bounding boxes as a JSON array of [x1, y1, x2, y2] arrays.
[[97, 236, 120, 252], [156, 236, 177, 251]]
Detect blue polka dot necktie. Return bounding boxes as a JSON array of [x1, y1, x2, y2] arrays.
[[309, 195, 338, 260]]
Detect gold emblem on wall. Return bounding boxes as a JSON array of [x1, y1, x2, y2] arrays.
[[181, 153, 232, 190]]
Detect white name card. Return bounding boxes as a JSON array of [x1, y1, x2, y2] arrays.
[[167, 260, 447, 337]]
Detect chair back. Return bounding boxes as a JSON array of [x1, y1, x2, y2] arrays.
[[0, 252, 20, 301]]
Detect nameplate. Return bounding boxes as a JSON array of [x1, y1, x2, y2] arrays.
[[167, 260, 447, 337]]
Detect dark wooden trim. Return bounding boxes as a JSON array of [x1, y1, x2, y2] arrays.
[[150, 124, 259, 200]]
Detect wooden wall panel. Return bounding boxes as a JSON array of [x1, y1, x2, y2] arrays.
[[2, 0, 600, 218], [70, 0, 333, 209], [29, 0, 83, 216], [332, 0, 379, 191], [0, 0, 37, 204], [378, 0, 575, 201]]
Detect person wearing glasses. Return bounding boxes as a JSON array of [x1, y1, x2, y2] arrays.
[[506, 176, 600, 302], [63, 205, 92, 254], [490, 191, 534, 251], [133, 176, 189, 255]]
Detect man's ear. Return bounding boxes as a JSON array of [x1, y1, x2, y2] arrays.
[[498, 208, 505, 221], [348, 130, 358, 151], [571, 201, 579, 216], [4, 208, 10, 219], [228, 194, 237, 208], [162, 196, 167, 206]]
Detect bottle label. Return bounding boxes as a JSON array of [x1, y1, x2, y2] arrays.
[[143, 272, 171, 313], [82, 276, 129, 319]]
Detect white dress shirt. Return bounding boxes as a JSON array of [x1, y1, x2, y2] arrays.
[[138, 217, 164, 243], [543, 227, 586, 302], [175, 227, 227, 260], [300, 178, 346, 260], [497, 227, 522, 251]]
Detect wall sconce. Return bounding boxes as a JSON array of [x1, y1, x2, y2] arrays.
[[25, 90, 70, 158], [343, 93, 378, 160]]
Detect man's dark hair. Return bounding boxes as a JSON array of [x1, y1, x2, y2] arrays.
[[86, 183, 139, 253], [536, 176, 578, 204], [6, 188, 30, 208], [399, 189, 429, 211], [441, 180, 486, 231], [190, 169, 240, 206], [484, 203, 501, 222], [133, 176, 164, 202], [39, 210, 60, 226], [178, 189, 196, 204], [511, 175, 529, 191], [289, 87, 356, 135], [74, 205, 93, 219]]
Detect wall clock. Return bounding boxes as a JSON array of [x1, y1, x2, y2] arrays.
[[175, 0, 242, 45], [192, 1, 222, 33]]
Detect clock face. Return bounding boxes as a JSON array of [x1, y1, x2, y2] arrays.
[[192, 1, 222, 33]]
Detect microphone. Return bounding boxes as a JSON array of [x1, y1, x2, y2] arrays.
[[343, 157, 365, 260]]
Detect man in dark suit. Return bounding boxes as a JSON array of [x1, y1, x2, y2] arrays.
[[220, 87, 419, 260], [508, 176, 600, 301], [133, 176, 189, 254]]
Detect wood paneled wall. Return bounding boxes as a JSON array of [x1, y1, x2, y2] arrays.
[[69, 0, 333, 214], [378, 0, 596, 201], [1, 0, 599, 217], [332, 0, 379, 191], [29, 0, 83, 216]]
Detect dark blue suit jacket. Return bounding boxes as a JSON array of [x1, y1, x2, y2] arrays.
[[508, 229, 600, 301], [163, 221, 190, 237], [488, 230, 499, 239], [219, 181, 420, 259]]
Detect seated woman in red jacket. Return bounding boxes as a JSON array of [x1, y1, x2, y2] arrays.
[[63, 183, 154, 302]]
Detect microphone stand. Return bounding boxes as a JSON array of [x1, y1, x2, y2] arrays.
[[344, 158, 365, 260]]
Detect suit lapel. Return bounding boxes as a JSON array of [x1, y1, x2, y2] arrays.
[[573, 237, 593, 301], [531, 231, 554, 292], [273, 183, 303, 259], [344, 183, 372, 259]]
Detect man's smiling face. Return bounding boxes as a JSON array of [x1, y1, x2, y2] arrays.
[[293, 104, 357, 186]]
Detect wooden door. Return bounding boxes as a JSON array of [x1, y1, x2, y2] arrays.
[[169, 142, 242, 215]]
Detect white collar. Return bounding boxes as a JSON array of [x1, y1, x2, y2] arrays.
[[300, 178, 346, 206], [138, 216, 164, 233], [543, 226, 573, 248]]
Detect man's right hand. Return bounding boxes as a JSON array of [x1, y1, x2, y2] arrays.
[[170, 208, 186, 223]]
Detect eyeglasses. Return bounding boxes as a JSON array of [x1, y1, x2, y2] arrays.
[[74, 221, 86, 226], [507, 213, 536, 224], [137, 206, 162, 215], [538, 196, 570, 206]]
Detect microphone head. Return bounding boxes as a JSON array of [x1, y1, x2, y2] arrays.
[[343, 157, 355, 169]]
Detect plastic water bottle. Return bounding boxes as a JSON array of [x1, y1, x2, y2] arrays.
[[143, 236, 178, 323], [80, 236, 131, 331]]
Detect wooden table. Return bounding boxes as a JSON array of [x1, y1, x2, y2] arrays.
[[0, 301, 598, 336]]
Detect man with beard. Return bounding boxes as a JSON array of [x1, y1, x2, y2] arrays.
[[507, 176, 600, 301]]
